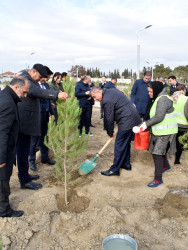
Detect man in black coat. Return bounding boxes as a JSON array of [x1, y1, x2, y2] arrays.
[[91, 86, 141, 176], [88, 76, 95, 128], [75, 75, 92, 136], [29, 67, 55, 170], [0, 77, 29, 217], [17, 64, 69, 190]]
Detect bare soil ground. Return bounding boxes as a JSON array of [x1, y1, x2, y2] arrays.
[[0, 106, 188, 250]]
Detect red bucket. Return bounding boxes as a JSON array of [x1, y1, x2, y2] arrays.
[[134, 128, 150, 151]]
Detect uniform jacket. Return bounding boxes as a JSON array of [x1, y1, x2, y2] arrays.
[[102, 88, 142, 137], [130, 78, 150, 115], [145, 89, 174, 128], [0, 86, 20, 179], [104, 81, 116, 89], [75, 81, 90, 108], [18, 71, 58, 136]]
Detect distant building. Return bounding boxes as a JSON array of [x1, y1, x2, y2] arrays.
[[2, 71, 16, 77]]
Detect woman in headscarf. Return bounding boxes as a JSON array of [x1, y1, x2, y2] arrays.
[[171, 86, 188, 165], [140, 81, 178, 187]]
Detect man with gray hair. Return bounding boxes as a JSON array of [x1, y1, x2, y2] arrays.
[[91, 86, 141, 176], [0, 77, 29, 217], [157, 76, 169, 88]]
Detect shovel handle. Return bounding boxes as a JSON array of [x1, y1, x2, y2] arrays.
[[97, 132, 117, 156]]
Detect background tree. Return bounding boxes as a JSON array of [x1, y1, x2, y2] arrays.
[[153, 64, 172, 80], [173, 65, 188, 83], [69, 65, 86, 78], [45, 77, 89, 206]]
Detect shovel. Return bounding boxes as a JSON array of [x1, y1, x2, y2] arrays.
[[79, 135, 115, 175]]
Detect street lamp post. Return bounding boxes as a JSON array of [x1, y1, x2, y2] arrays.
[[25, 52, 36, 70], [146, 60, 159, 81], [136, 25, 152, 79]]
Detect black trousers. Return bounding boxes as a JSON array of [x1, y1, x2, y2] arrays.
[[29, 117, 49, 162], [89, 104, 93, 126], [16, 133, 32, 185], [0, 179, 12, 217], [78, 106, 91, 134], [152, 154, 170, 181], [110, 129, 133, 172], [175, 130, 185, 164], [100, 102, 104, 118]]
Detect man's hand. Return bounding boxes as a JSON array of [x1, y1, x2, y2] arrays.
[[50, 115, 55, 120], [0, 163, 5, 168], [51, 103, 56, 108], [110, 135, 116, 140], [85, 91, 90, 95], [58, 92, 69, 100]]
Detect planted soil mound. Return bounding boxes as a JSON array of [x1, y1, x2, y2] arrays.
[[156, 187, 188, 218]]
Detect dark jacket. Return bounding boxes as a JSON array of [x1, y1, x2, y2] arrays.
[[104, 81, 116, 89], [89, 82, 95, 106], [102, 89, 142, 137], [169, 82, 188, 96], [18, 71, 58, 136], [0, 86, 20, 179], [75, 81, 90, 108], [38, 82, 55, 123], [130, 78, 150, 115], [99, 82, 106, 89]]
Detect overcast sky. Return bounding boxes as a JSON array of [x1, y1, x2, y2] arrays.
[[0, 0, 188, 74]]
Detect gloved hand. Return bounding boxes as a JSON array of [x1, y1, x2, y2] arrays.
[[140, 122, 147, 131]]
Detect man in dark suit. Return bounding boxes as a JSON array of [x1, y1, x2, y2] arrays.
[[130, 71, 151, 119], [168, 75, 188, 96], [29, 67, 55, 170], [88, 76, 95, 128], [17, 64, 69, 190], [75, 75, 93, 136], [0, 77, 29, 217], [91, 86, 141, 176]]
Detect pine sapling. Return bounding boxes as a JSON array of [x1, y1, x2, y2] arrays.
[[45, 77, 89, 206]]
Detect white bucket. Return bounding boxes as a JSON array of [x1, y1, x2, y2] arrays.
[[102, 234, 138, 250]]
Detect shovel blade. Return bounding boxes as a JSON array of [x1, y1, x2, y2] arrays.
[[79, 159, 97, 175]]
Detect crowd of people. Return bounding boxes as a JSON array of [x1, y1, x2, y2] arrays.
[[0, 63, 187, 217]]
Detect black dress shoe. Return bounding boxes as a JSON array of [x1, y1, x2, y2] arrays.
[[90, 124, 95, 127], [21, 181, 43, 190], [30, 160, 37, 171], [101, 169, 120, 176], [121, 164, 132, 171], [3, 209, 24, 218], [41, 159, 56, 165], [8, 209, 24, 217], [29, 174, 40, 180]]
